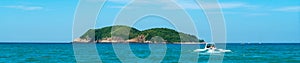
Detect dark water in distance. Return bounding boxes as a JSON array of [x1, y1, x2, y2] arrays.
[[0, 43, 299, 63]]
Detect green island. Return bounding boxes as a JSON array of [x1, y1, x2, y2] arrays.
[[74, 25, 205, 44]]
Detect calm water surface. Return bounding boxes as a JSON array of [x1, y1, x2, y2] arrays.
[[0, 43, 299, 63]]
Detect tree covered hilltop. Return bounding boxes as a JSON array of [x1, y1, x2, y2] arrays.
[[74, 25, 205, 43]]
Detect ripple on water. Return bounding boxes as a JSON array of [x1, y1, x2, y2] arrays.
[[0, 43, 300, 62]]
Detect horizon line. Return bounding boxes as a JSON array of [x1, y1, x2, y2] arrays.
[[0, 41, 299, 44]]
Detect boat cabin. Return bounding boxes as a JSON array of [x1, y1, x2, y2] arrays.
[[205, 43, 216, 49]]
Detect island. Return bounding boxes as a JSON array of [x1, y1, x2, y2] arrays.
[[73, 25, 205, 44]]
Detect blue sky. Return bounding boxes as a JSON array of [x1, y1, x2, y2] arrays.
[[0, 0, 299, 43]]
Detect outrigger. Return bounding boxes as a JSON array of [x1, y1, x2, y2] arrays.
[[193, 43, 231, 53]]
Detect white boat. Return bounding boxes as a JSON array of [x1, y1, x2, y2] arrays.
[[193, 43, 231, 53]]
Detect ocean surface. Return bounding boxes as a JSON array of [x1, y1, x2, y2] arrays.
[[0, 43, 299, 63]]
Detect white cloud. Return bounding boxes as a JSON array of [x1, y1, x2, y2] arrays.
[[0, 5, 43, 10], [105, 0, 263, 16], [195, 2, 257, 10], [273, 6, 300, 12], [205, 11, 240, 15], [106, 0, 256, 10], [107, 5, 124, 8], [107, 0, 129, 3], [107, 0, 181, 10], [246, 13, 268, 16], [221, 2, 257, 9]]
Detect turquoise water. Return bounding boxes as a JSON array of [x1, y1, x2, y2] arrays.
[[0, 43, 299, 63]]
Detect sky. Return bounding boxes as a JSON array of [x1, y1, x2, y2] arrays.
[[0, 0, 299, 43]]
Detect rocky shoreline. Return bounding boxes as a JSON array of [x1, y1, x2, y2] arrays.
[[73, 37, 206, 44]]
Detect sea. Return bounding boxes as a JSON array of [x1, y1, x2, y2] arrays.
[[0, 43, 299, 63]]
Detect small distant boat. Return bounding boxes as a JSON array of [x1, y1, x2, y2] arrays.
[[193, 43, 231, 53]]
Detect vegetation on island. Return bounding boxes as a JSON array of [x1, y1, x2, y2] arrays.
[[80, 25, 204, 43]]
